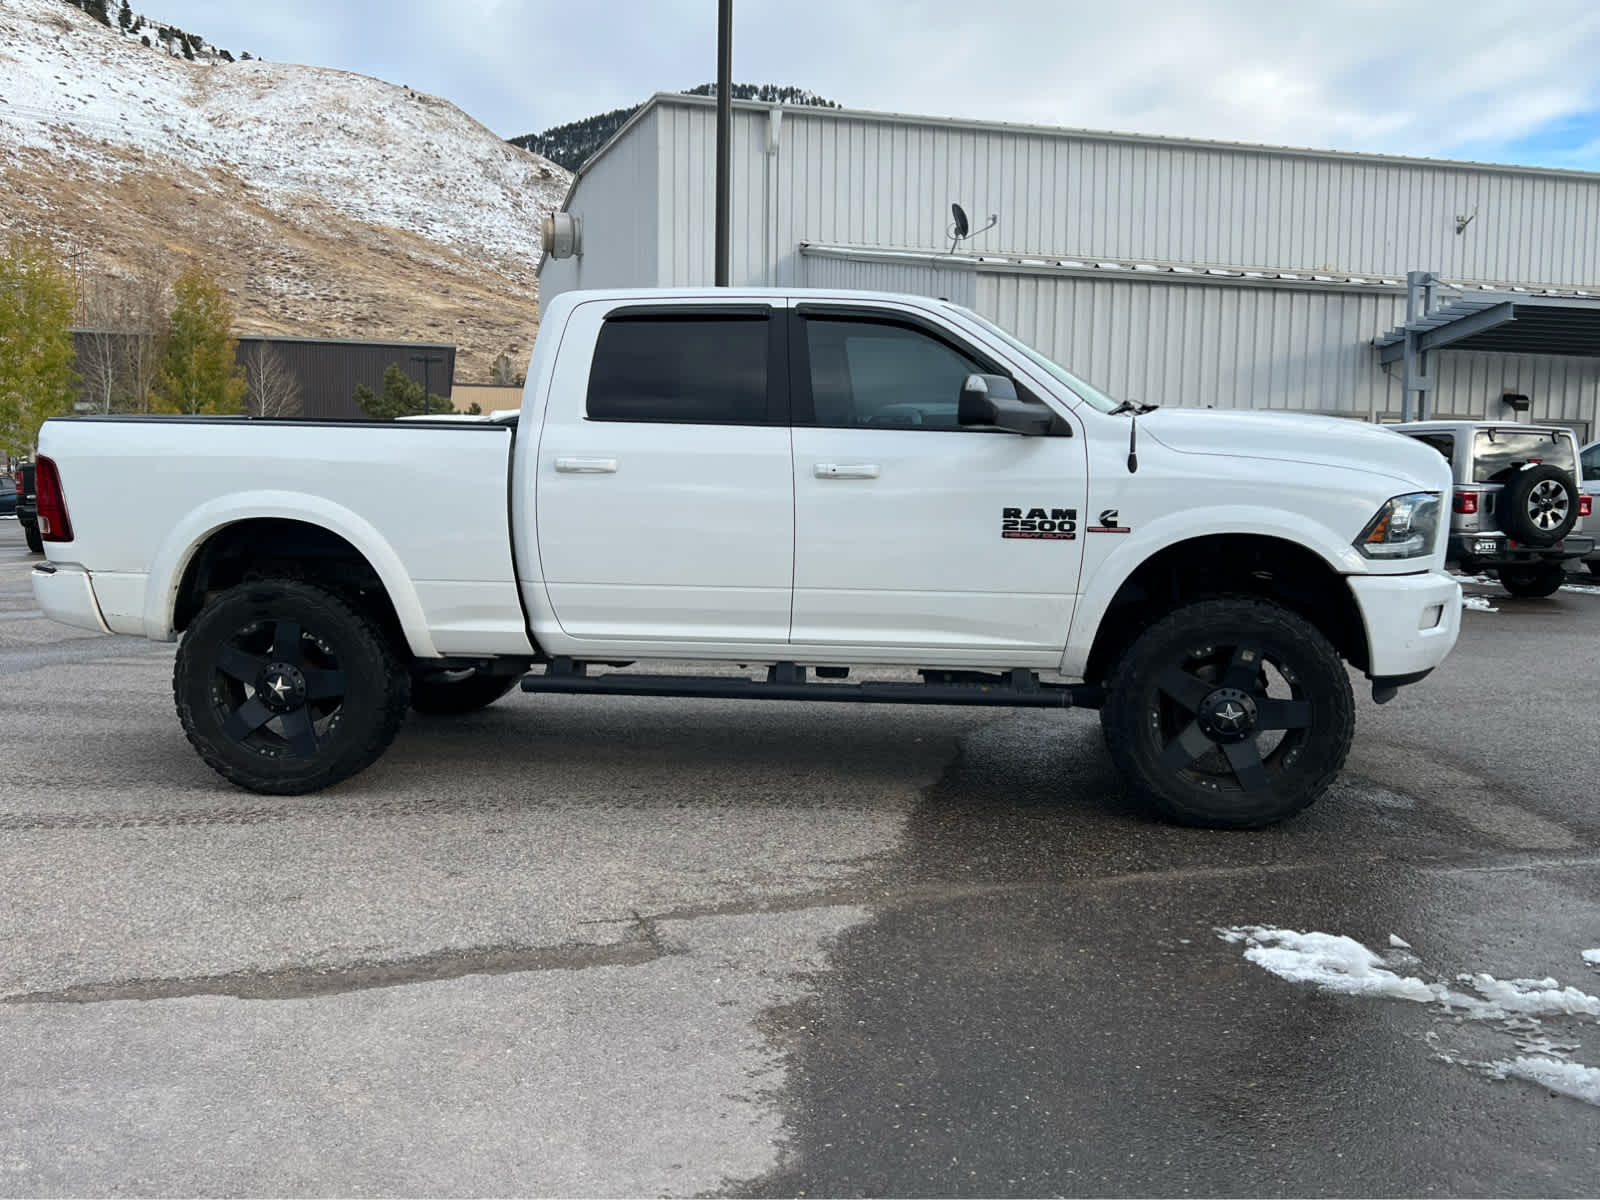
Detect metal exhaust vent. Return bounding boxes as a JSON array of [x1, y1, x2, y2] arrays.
[[542, 213, 582, 259]]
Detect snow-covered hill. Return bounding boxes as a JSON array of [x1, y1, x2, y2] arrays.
[[0, 0, 571, 379]]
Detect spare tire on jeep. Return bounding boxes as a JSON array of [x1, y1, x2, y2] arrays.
[[1501, 463, 1578, 547]]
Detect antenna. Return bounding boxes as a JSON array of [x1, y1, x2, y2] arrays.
[[948, 202, 998, 253]]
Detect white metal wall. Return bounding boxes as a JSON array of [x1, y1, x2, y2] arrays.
[[539, 107, 660, 299], [797, 249, 977, 306], [643, 97, 1600, 290], [539, 95, 1600, 434], [978, 270, 1599, 433]]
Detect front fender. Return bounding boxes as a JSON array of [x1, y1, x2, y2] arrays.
[[143, 491, 440, 659], [1060, 506, 1365, 678]]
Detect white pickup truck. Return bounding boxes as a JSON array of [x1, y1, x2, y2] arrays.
[[30, 288, 1462, 827]]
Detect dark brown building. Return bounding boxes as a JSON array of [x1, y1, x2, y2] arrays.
[[71, 331, 457, 419]]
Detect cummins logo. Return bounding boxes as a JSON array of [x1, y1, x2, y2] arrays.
[[1089, 508, 1131, 533]]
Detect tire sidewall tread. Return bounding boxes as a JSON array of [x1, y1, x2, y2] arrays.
[[1100, 595, 1355, 829], [173, 580, 409, 794]]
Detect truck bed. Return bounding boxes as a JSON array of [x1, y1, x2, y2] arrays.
[[37, 416, 531, 658]]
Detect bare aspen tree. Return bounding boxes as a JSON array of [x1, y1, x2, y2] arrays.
[[243, 341, 302, 418]]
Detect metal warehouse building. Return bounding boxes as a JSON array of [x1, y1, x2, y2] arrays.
[[539, 93, 1600, 439]]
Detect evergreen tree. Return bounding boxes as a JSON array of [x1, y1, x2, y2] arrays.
[[0, 239, 80, 460], [508, 85, 839, 172], [84, 0, 111, 25], [153, 264, 246, 415], [353, 363, 445, 419], [117, 0, 131, 31]]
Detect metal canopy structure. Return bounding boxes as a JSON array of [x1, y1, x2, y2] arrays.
[[1373, 274, 1600, 420], [1375, 292, 1600, 363]]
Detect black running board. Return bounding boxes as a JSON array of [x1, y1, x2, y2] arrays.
[[520, 659, 1103, 709]]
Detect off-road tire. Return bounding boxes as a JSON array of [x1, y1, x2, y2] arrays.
[[1501, 464, 1578, 547], [173, 579, 409, 794], [1499, 562, 1565, 598], [23, 519, 42, 554], [1101, 596, 1355, 829], [1588, 560, 1600, 579], [409, 668, 521, 715]]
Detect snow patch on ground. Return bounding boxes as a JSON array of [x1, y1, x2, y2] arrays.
[[1217, 927, 1600, 1107], [1461, 594, 1499, 612], [1559, 583, 1600, 596], [1497, 1058, 1600, 1104], [1218, 927, 1440, 1002]]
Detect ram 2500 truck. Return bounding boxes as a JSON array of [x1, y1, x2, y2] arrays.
[[30, 288, 1461, 827]]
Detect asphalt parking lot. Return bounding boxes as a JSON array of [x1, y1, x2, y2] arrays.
[[1, 516, 1597, 1197]]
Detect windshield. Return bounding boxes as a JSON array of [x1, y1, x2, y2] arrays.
[[952, 306, 1123, 413]]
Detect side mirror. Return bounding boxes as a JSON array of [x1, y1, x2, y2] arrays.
[[958, 373, 1054, 436]]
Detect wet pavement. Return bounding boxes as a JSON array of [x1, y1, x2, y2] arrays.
[[1, 518, 1596, 1196]]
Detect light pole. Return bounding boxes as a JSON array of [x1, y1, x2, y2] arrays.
[[410, 351, 444, 414], [714, 0, 731, 286]]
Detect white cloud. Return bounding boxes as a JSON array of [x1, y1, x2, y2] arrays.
[[144, 0, 1600, 163]]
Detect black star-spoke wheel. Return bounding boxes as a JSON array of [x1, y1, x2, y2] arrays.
[[174, 580, 410, 794], [1101, 596, 1354, 828]]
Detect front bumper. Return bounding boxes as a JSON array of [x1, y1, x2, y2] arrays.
[[1451, 532, 1594, 565], [31, 562, 110, 635], [1347, 569, 1461, 681]]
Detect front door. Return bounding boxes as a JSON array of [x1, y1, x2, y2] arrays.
[[788, 307, 1087, 655]]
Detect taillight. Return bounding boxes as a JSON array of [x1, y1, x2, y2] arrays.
[[34, 455, 73, 542], [1582, 495, 1594, 518], [1452, 490, 1479, 514]]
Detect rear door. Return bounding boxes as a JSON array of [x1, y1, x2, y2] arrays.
[[788, 305, 1086, 655], [533, 300, 794, 643]]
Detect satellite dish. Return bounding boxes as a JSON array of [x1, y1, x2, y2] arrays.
[[947, 202, 997, 253]]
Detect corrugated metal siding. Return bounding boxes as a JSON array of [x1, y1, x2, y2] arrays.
[[651, 100, 1600, 289], [540, 109, 660, 300], [975, 272, 1600, 429], [798, 251, 976, 305]]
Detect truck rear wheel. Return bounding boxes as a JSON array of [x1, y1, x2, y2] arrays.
[[1498, 563, 1564, 598], [23, 519, 42, 554], [173, 580, 409, 794], [409, 667, 521, 715], [1100, 597, 1354, 829]]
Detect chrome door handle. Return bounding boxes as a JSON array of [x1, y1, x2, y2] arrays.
[[555, 457, 618, 474], [813, 463, 880, 479]]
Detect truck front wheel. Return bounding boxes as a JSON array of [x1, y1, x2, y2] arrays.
[[1100, 597, 1354, 829], [173, 580, 410, 794]]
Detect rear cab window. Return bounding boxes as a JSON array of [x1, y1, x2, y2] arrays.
[[586, 309, 781, 425], [1471, 428, 1576, 483]]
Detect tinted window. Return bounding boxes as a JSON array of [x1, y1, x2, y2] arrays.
[[587, 316, 769, 424], [1581, 444, 1600, 481], [1410, 432, 1455, 462], [803, 318, 982, 430], [1471, 429, 1576, 483]]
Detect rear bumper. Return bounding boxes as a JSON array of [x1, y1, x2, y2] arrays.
[[1347, 570, 1461, 681], [31, 562, 110, 635], [1451, 532, 1594, 564]]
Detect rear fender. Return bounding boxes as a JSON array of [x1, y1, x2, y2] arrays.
[[144, 491, 439, 658]]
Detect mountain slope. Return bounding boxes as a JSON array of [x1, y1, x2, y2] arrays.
[[0, 0, 571, 381]]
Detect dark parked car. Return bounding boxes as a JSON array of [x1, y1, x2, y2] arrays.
[[0, 474, 16, 517], [16, 462, 41, 553]]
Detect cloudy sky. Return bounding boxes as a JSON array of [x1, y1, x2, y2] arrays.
[[150, 0, 1600, 168]]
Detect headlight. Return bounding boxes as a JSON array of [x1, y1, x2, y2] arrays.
[[1355, 492, 1441, 559]]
